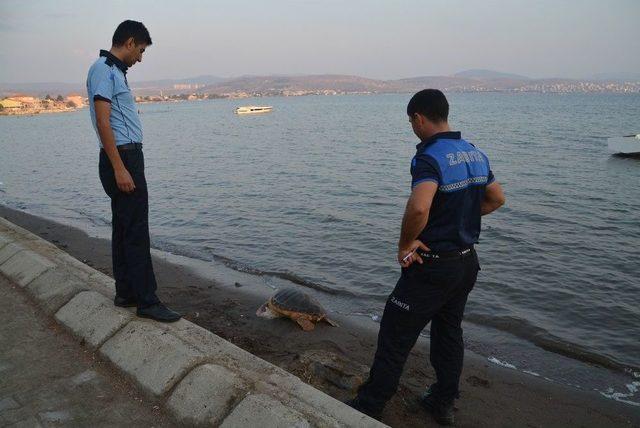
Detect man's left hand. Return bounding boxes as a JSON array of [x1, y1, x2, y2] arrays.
[[397, 240, 430, 268]]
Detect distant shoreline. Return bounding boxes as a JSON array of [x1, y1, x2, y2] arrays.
[[0, 95, 86, 117], [132, 89, 640, 106], [2, 91, 638, 118], [0, 106, 85, 117]]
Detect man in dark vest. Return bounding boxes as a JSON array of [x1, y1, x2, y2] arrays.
[[347, 89, 505, 425], [86, 20, 180, 322]]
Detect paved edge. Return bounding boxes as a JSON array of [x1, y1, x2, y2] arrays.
[[0, 216, 386, 427]]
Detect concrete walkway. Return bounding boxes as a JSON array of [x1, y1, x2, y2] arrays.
[[0, 275, 172, 427], [0, 217, 384, 427]]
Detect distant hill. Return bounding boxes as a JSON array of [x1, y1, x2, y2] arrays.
[[385, 76, 483, 92], [2, 70, 639, 97], [200, 73, 639, 94], [129, 75, 227, 96], [589, 72, 640, 82], [454, 69, 530, 80], [130, 75, 226, 88], [201, 74, 386, 94], [0, 75, 227, 98]]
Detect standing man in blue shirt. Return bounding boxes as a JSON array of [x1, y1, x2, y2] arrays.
[[347, 89, 505, 425], [86, 20, 180, 322]]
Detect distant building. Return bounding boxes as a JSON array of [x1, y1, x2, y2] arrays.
[[173, 84, 203, 90], [65, 94, 84, 108], [40, 99, 55, 108], [0, 99, 22, 109], [9, 96, 38, 105]]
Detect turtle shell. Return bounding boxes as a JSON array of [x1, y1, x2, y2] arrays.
[[269, 288, 325, 317]]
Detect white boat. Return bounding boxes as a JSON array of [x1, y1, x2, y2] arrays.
[[608, 134, 640, 155], [234, 105, 273, 115]]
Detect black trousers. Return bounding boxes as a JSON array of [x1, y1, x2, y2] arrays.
[[98, 149, 159, 308], [356, 250, 480, 411]]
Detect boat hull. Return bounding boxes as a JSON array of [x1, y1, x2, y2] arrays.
[[235, 106, 273, 115], [607, 135, 640, 154]]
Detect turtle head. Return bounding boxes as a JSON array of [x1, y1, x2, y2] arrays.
[[256, 302, 281, 319]]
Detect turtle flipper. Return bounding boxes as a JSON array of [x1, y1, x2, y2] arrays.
[[294, 317, 316, 331], [323, 317, 339, 327]]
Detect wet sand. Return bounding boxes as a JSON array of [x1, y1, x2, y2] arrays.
[[1, 204, 638, 427]]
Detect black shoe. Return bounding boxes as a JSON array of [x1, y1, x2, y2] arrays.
[[344, 397, 383, 421], [114, 295, 137, 308], [420, 385, 455, 426], [419, 384, 439, 411], [431, 400, 455, 426], [136, 303, 181, 322]]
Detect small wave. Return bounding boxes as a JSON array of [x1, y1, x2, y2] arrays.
[[320, 214, 345, 224], [349, 312, 383, 323], [488, 356, 517, 369], [212, 253, 344, 294], [628, 382, 640, 394], [467, 314, 640, 375], [69, 208, 111, 227], [626, 369, 640, 379], [154, 240, 382, 299], [600, 382, 640, 407], [208, 252, 388, 299]]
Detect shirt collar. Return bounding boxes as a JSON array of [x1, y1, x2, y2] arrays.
[[416, 131, 461, 152], [99, 50, 128, 74]]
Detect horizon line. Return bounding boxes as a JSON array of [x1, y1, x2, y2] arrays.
[[3, 70, 640, 86]]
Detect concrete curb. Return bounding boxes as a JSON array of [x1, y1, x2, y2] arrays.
[[1, 248, 55, 287], [221, 394, 311, 428], [167, 364, 248, 426], [55, 291, 134, 348], [0, 216, 386, 427]]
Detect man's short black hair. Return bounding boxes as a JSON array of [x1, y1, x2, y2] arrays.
[[407, 89, 449, 123], [112, 20, 152, 47]]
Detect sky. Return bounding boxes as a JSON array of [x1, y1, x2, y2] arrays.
[[0, 0, 639, 83]]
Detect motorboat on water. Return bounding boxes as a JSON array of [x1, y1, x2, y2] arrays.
[[608, 134, 640, 155], [234, 105, 273, 115]]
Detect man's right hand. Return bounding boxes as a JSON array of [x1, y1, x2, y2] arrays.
[[397, 240, 430, 268], [481, 181, 505, 215], [95, 99, 134, 193], [115, 168, 136, 193]]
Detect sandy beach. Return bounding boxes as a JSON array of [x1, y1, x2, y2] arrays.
[[1, 204, 638, 427]]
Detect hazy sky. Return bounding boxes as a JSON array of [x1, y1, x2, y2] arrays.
[[1, 0, 638, 83]]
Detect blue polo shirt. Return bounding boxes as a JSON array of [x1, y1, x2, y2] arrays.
[[411, 131, 495, 252], [86, 50, 143, 147]]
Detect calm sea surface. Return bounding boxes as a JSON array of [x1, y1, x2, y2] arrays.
[[1, 93, 639, 402]]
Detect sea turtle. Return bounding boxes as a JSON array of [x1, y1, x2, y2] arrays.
[[256, 288, 339, 331]]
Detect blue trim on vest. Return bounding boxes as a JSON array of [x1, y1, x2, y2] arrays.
[[99, 50, 128, 74], [93, 94, 112, 104]]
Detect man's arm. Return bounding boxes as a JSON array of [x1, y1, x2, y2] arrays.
[[95, 100, 135, 193], [481, 181, 505, 215], [397, 181, 437, 266]]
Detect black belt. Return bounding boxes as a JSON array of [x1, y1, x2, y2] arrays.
[[416, 247, 474, 260], [100, 143, 143, 152], [117, 142, 142, 151]]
